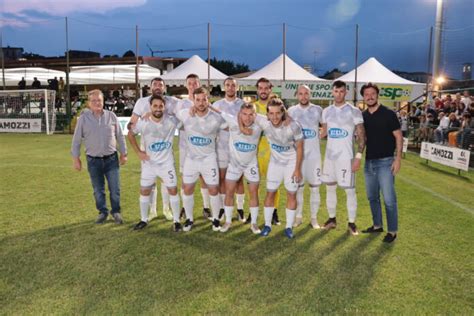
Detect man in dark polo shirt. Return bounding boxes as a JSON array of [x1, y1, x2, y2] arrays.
[[71, 89, 128, 224], [361, 83, 402, 243]]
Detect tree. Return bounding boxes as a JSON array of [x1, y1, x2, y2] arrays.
[[207, 57, 250, 75], [123, 50, 135, 57]]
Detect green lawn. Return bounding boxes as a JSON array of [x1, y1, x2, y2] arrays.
[[0, 134, 473, 314]]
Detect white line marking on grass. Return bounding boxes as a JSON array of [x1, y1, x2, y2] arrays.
[[398, 174, 474, 216]]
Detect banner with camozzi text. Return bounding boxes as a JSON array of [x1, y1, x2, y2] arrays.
[[281, 81, 424, 102], [420, 142, 470, 172]]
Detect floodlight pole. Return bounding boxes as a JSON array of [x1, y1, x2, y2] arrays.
[[135, 25, 139, 100], [283, 23, 286, 82], [0, 30, 5, 90], [432, 0, 444, 85], [426, 27, 434, 101], [65, 16, 71, 133]]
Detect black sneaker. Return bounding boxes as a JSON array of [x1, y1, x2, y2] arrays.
[[272, 209, 281, 226], [134, 221, 147, 230], [348, 222, 359, 236], [173, 222, 182, 232], [95, 213, 108, 224], [362, 226, 384, 233], [180, 207, 186, 220], [203, 208, 211, 220], [212, 218, 221, 232], [383, 233, 397, 243], [245, 214, 252, 224], [218, 208, 225, 221], [111, 212, 123, 224], [323, 217, 337, 230], [237, 209, 245, 222], [183, 219, 194, 232]]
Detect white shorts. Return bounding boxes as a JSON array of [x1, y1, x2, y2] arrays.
[[266, 160, 298, 192], [301, 155, 322, 187], [226, 161, 259, 183], [217, 148, 230, 169], [182, 155, 219, 186], [321, 159, 355, 188], [141, 160, 178, 188]]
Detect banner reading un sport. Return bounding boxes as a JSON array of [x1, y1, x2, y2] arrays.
[[282, 81, 423, 102]]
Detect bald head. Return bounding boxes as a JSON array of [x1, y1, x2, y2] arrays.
[[297, 85, 311, 106]]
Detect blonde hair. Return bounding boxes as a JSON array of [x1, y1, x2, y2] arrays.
[[88, 89, 104, 100]]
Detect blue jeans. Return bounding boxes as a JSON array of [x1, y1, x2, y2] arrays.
[[86, 153, 121, 215], [364, 157, 398, 232]]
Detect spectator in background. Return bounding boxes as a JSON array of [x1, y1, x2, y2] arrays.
[[48, 77, 59, 91], [18, 77, 26, 90], [457, 113, 473, 149], [141, 84, 149, 97], [58, 77, 65, 97], [434, 97, 443, 111], [455, 102, 466, 118], [399, 110, 408, 137], [417, 114, 430, 142], [32, 77, 41, 89], [461, 90, 472, 109], [434, 112, 450, 144], [422, 103, 437, 119]]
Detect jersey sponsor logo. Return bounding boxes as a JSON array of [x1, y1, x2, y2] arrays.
[[149, 141, 171, 152], [302, 128, 316, 139], [189, 136, 212, 146], [234, 142, 257, 152], [271, 143, 291, 153], [328, 128, 348, 138]]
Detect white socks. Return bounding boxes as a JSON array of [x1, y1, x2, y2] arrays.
[[296, 186, 304, 218], [140, 194, 151, 222], [250, 207, 259, 225], [286, 208, 296, 229], [169, 194, 180, 222], [345, 188, 357, 223], [182, 194, 194, 222], [149, 185, 158, 213], [236, 193, 245, 210], [264, 207, 273, 227], [201, 188, 210, 209], [224, 206, 233, 224], [310, 186, 320, 219], [209, 194, 221, 220], [220, 193, 226, 209], [326, 185, 337, 218]]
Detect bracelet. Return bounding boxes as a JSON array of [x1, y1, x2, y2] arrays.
[[355, 152, 362, 159]]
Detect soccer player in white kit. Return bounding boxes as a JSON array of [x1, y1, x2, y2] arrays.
[[129, 77, 178, 222], [210, 103, 263, 234], [320, 80, 366, 236], [176, 87, 226, 232], [250, 98, 304, 239], [128, 95, 181, 231], [287, 85, 323, 229], [212, 77, 246, 222], [176, 74, 213, 220]]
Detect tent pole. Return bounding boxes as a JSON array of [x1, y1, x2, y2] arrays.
[[135, 25, 139, 101], [65, 16, 71, 133], [283, 23, 286, 82], [0, 30, 5, 90], [353, 24, 359, 105], [207, 22, 211, 89], [426, 27, 434, 102]]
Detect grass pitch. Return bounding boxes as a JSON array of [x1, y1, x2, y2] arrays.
[[0, 134, 473, 314]]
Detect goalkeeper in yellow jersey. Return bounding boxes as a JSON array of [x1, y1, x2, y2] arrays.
[[247, 77, 281, 225]]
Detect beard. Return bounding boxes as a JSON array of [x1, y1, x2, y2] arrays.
[[152, 112, 163, 119], [365, 100, 378, 107], [152, 89, 163, 97], [299, 100, 309, 106]]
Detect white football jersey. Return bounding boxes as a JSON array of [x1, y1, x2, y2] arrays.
[[132, 95, 179, 118], [322, 103, 363, 161], [220, 112, 262, 169], [176, 109, 225, 159], [132, 115, 179, 165], [288, 103, 323, 159], [213, 98, 244, 152], [175, 99, 194, 151], [255, 114, 303, 165]]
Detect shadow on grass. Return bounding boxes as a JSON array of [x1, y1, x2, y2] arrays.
[[416, 161, 472, 182]]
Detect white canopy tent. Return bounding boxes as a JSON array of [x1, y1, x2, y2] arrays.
[[338, 57, 425, 101], [69, 64, 160, 85], [241, 54, 326, 85], [160, 55, 228, 86], [2, 67, 65, 87]]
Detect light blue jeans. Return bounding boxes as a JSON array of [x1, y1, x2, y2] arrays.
[[364, 157, 398, 232], [86, 153, 121, 215]]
